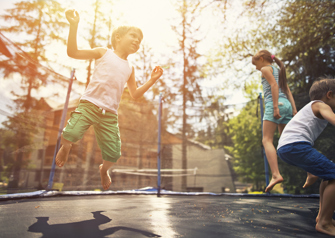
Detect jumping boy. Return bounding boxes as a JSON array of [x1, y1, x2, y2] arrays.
[[56, 9, 163, 190], [277, 78, 335, 236]]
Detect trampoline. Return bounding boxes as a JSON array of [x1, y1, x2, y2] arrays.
[[0, 13, 334, 238], [0, 191, 332, 238]]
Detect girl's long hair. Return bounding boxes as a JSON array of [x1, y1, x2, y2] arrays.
[[252, 50, 288, 95]]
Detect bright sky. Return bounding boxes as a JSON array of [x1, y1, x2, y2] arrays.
[[55, 0, 180, 84], [58, 0, 252, 103], [60, 0, 178, 56], [0, 0, 254, 124]]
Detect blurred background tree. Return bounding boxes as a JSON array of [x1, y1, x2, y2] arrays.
[[83, 0, 115, 88], [0, 0, 67, 188], [211, 0, 335, 194], [0, 0, 334, 194]]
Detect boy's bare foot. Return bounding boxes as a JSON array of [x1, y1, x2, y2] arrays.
[[265, 176, 284, 193], [303, 174, 318, 188], [316, 217, 335, 226], [99, 164, 112, 190], [55, 144, 72, 167], [316, 222, 335, 236]]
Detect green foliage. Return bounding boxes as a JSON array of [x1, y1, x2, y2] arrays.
[[224, 98, 264, 190], [269, 0, 335, 194], [210, 0, 335, 194]]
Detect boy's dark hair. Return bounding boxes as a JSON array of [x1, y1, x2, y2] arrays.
[[309, 78, 335, 100], [252, 50, 288, 95], [111, 26, 143, 49]]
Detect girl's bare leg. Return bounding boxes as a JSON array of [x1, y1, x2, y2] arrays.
[[263, 120, 283, 193], [55, 135, 73, 167], [99, 160, 114, 190], [315, 179, 335, 236], [278, 124, 286, 136]]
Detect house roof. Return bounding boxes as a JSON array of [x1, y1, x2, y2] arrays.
[[164, 132, 211, 150], [187, 138, 211, 150]]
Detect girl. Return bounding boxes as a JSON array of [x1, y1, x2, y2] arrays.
[[252, 50, 298, 192]]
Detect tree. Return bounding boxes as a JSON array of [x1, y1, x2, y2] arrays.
[[210, 0, 335, 194], [268, 0, 335, 194], [0, 0, 67, 188], [195, 97, 233, 149], [83, 0, 113, 88], [224, 99, 264, 190], [134, 43, 154, 87], [271, 1, 335, 104], [222, 79, 265, 190], [0, 1, 67, 110], [212, 0, 335, 101], [169, 0, 218, 190]]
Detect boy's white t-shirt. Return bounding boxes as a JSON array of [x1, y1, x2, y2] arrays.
[[81, 49, 133, 115], [277, 100, 328, 149]]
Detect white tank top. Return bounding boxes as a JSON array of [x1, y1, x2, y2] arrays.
[[277, 100, 328, 149], [81, 49, 133, 114]]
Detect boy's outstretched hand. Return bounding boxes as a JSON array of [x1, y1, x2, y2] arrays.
[[151, 66, 164, 82], [65, 9, 80, 25]]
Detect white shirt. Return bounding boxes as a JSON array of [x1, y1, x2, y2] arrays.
[[277, 100, 328, 149], [81, 49, 133, 114]]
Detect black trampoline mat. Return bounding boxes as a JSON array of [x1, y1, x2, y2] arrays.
[[0, 195, 332, 238]]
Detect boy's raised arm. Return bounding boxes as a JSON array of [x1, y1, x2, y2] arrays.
[[66, 9, 105, 60], [127, 66, 163, 99], [319, 103, 335, 126]]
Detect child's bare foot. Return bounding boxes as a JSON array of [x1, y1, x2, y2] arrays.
[[316, 222, 335, 236], [303, 174, 318, 188], [316, 217, 335, 226], [55, 144, 72, 167], [265, 176, 284, 193], [99, 164, 111, 190]]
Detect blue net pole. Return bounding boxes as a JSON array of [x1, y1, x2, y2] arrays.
[[46, 69, 76, 190], [157, 93, 162, 197], [259, 93, 270, 188]]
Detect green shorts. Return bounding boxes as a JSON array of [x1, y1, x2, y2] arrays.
[[62, 100, 121, 162], [264, 97, 293, 124]]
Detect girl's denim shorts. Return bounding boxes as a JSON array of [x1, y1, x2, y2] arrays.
[[264, 97, 292, 124]]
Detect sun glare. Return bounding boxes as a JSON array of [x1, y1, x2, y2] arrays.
[[1, 0, 253, 104], [111, 0, 178, 54], [64, 0, 177, 55]]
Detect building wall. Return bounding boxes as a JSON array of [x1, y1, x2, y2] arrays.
[[24, 98, 235, 193], [26, 98, 160, 191], [171, 144, 235, 193]]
